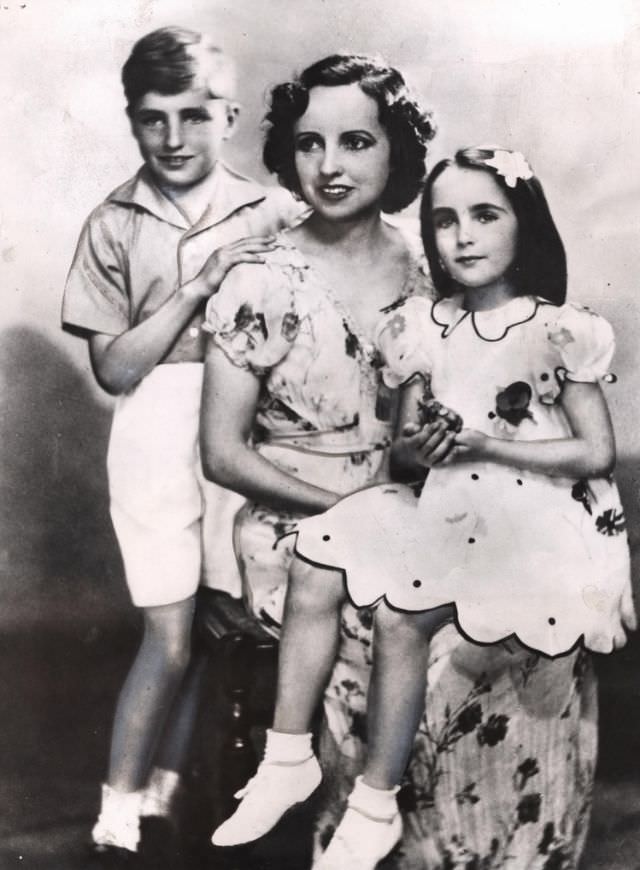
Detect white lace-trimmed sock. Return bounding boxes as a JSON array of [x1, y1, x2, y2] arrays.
[[140, 767, 181, 819], [263, 729, 314, 763], [350, 776, 400, 819], [92, 783, 143, 852]]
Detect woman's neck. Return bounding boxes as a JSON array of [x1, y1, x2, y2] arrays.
[[298, 209, 388, 261]]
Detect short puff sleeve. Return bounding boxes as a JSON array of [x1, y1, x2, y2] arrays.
[[203, 260, 299, 375], [375, 296, 433, 388], [547, 303, 615, 383]]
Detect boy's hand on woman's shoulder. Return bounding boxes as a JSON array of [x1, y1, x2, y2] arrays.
[[180, 235, 279, 301]]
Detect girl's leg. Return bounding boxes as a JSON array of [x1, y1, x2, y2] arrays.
[[313, 604, 451, 870], [93, 597, 195, 851], [364, 603, 451, 789], [212, 557, 345, 847]]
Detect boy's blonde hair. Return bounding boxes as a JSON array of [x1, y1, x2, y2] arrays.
[[122, 26, 236, 113]]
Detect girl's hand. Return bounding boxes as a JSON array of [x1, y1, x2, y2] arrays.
[[417, 398, 464, 433], [392, 419, 458, 471], [450, 428, 491, 463], [181, 235, 279, 300]]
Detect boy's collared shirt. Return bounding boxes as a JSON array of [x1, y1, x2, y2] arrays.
[[62, 162, 303, 363]]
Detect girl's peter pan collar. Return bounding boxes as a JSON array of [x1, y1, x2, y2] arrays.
[[431, 293, 542, 342]]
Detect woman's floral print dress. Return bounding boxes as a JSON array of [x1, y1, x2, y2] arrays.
[[205, 251, 601, 867], [203, 233, 430, 627]]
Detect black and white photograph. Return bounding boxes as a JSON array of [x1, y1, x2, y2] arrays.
[[1, 1, 639, 868]]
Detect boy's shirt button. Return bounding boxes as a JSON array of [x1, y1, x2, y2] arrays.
[[189, 327, 200, 338]]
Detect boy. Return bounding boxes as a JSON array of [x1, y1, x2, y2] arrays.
[[62, 26, 299, 865]]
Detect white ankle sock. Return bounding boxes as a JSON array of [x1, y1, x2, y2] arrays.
[[349, 776, 399, 821], [263, 729, 314, 764], [140, 767, 181, 818], [92, 783, 143, 852]]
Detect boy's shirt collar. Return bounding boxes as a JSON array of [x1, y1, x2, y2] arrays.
[[107, 162, 268, 232]]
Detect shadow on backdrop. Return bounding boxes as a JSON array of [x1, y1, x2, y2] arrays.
[[0, 324, 130, 632], [0, 325, 140, 864]]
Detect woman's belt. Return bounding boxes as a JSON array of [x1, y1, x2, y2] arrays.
[[258, 425, 391, 457]]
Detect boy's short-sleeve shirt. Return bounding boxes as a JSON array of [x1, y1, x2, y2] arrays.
[[62, 162, 302, 363]]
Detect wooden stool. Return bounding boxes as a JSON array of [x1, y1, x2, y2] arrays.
[[193, 588, 279, 825]]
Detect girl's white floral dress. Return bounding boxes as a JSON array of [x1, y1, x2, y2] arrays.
[[295, 293, 632, 657]]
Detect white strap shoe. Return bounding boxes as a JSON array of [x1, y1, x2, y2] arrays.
[[313, 803, 402, 870], [211, 754, 322, 846]]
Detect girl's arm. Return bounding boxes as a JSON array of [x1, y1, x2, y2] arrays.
[[89, 236, 276, 395], [390, 376, 458, 479], [199, 343, 340, 515], [453, 380, 615, 478]]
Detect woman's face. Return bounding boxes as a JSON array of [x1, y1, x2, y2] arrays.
[[293, 83, 392, 221]]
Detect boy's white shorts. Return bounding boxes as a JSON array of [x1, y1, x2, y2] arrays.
[[106, 363, 244, 607]]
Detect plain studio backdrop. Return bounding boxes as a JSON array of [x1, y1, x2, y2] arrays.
[[1, 0, 639, 649], [4, 0, 639, 631], [1, 0, 639, 700]]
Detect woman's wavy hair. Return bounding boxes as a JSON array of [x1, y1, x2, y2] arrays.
[[263, 54, 435, 213], [420, 147, 567, 304], [121, 26, 235, 113]]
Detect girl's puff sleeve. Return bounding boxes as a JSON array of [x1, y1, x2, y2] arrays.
[[548, 303, 616, 383], [375, 296, 433, 388], [203, 261, 299, 375]]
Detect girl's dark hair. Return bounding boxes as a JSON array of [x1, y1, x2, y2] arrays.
[[263, 54, 436, 214], [420, 146, 567, 304], [121, 26, 233, 113]]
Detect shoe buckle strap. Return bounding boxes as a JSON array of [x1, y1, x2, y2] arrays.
[[233, 777, 256, 800]]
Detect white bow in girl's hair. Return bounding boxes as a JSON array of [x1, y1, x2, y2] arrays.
[[484, 150, 534, 188]]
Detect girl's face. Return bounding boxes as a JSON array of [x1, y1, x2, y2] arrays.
[[293, 83, 392, 221], [431, 165, 519, 301]]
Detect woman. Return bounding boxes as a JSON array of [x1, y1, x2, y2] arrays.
[[201, 55, 596, 869]]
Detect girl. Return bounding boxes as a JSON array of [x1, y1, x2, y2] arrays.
[[304, 145, 636, 867], [216, 147, 636, 869]]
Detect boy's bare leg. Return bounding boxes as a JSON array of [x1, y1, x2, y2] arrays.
[[138, 649, 210, 822], [108, 596, 196, 792], [92, 597, 196, 852]]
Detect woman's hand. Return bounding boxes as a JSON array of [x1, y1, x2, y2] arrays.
[[391, 419, 458, 472]]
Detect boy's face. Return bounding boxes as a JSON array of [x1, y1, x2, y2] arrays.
[[130, 86, 238, 190]]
